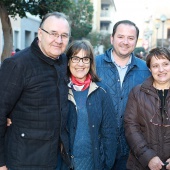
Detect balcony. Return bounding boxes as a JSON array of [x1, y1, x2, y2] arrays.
[[101, 0, 115, 5], [101, 10, 110, 17]]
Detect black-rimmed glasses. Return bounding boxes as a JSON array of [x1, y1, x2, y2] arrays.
[[40, 28, 69, 41], [70, 56, 91, 64]]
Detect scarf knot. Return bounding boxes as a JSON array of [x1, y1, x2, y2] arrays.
[[68, 74, 91, 91]]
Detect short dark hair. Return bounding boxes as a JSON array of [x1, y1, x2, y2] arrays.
[[146, 47, 170, 68], [39, 12, 71, 35], [112, 20, 139, 40], [66, 40, 100, 82]]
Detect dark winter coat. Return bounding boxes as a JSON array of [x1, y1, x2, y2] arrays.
[[95, 48, 151, 156], [0, 38, 70, 170], [67, 82, 117, 170], [124, 77, 170, 170]]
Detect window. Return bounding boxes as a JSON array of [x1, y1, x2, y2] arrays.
[[14, 30, 19, 49], [168, 29, 170, 39], [25, 31, 31, 48], [100, 22, 109, 31]]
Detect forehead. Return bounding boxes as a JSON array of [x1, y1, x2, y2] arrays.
[[74, 49, 87, 57], [43, 16, 70, 33], [116, 24, 137, 36], [151, 56, 169, 63]]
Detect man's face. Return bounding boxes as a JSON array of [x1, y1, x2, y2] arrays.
[[110, 24, 137, 59], [38, 16, 70, 59]]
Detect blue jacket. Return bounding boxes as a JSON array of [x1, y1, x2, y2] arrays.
[[95, 48, 151, 155], [67, 82, 117, 170]]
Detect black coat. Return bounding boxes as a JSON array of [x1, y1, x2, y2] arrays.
[[0, 38, 70, 170]]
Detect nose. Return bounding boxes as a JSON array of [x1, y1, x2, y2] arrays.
[[158, 65, 164, 72], [122, 38, 128, 44], [54, 35, 63, 43], [78, 59, 84, 65]]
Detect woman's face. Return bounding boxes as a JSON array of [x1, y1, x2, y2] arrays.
[[150, 56, 170, 87], [69, 49, 90, 82]]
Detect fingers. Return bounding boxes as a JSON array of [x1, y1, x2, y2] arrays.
[[7, 118, 12, 126], [165, 159, 170, 169], [148, 156, 164, 170]]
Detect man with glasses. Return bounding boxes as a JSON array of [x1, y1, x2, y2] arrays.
[[0, 12, 71, 170]]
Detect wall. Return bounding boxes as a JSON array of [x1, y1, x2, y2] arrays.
[[0, 13, 41, 60]]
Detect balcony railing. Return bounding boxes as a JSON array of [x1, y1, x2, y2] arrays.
[[101, 10, 109, 17]]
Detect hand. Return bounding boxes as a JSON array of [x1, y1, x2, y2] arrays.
[[7, 118, 12, 126], [0, 165, 8, 170], [148, 156, 164, 170], [165, 158, 170, 170]]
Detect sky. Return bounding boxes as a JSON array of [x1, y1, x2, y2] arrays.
[[114, 0, 153, 27], [113, 0, 170, 38], [114, 0, 170, 23]]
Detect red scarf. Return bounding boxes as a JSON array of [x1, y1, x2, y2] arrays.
[[71, 74, 91, 91]]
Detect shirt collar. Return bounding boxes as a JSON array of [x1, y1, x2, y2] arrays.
[[111, 48, 132, 68]]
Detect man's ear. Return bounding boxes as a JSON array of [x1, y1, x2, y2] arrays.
[[110, 35, 113, 44], [38, 28, 42, 41]]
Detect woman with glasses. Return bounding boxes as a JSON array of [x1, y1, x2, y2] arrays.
[[124, 47, 170, 170], [62, 40, 117, 170]]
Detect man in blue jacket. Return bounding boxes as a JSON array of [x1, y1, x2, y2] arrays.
[[95, 20, 151, 170], [0, 12, 71, 170]]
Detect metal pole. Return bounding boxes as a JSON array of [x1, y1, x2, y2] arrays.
[[156, 28, 158, 47], [162, 21, 164, 47]]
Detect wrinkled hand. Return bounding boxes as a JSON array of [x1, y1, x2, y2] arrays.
[[148, 156, 164, 170], [165, 158, 170, 170], [7, 118, 12, 126], [0, 166, 8, 170]]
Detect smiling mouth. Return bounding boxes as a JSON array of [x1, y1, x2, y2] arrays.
[[53, 45, 61, 48], [158, 73, 166, 77], [76, 69, 84, 71]]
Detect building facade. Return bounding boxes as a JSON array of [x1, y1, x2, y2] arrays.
[[0, 12, 40, 60], [91, 0, 116, 34]]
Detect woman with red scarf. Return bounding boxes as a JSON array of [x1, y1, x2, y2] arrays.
[[62, 40, 117, 170], [6, 40, 117, 170]]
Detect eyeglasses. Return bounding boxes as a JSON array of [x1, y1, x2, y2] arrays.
[[70, 56, 91, 64], [40, 28, 69, 41], [150, 112, 170, 127]]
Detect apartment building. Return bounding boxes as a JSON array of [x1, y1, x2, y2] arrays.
[[91, 0, 116, 33]]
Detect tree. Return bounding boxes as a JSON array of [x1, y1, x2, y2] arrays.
[[0, 0, 71, 62], [68, 0, 93, 40], [87, 32, 112, 52]]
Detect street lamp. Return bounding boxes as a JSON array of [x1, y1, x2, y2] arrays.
[[143, 31, 150, 53], [160, 15, 167, 47], [155, 23, 160, 47], [149, 30, 153, 50]]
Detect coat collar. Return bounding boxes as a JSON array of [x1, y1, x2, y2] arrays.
[[31, 37, 65, 66], [68, 82, 99, 105], [104, 47, 138, 68], [141, 76, 170, 99]]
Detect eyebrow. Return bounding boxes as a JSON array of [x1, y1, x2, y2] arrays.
[[73, 56, 89, 58], [50, 30, 69, 34]]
